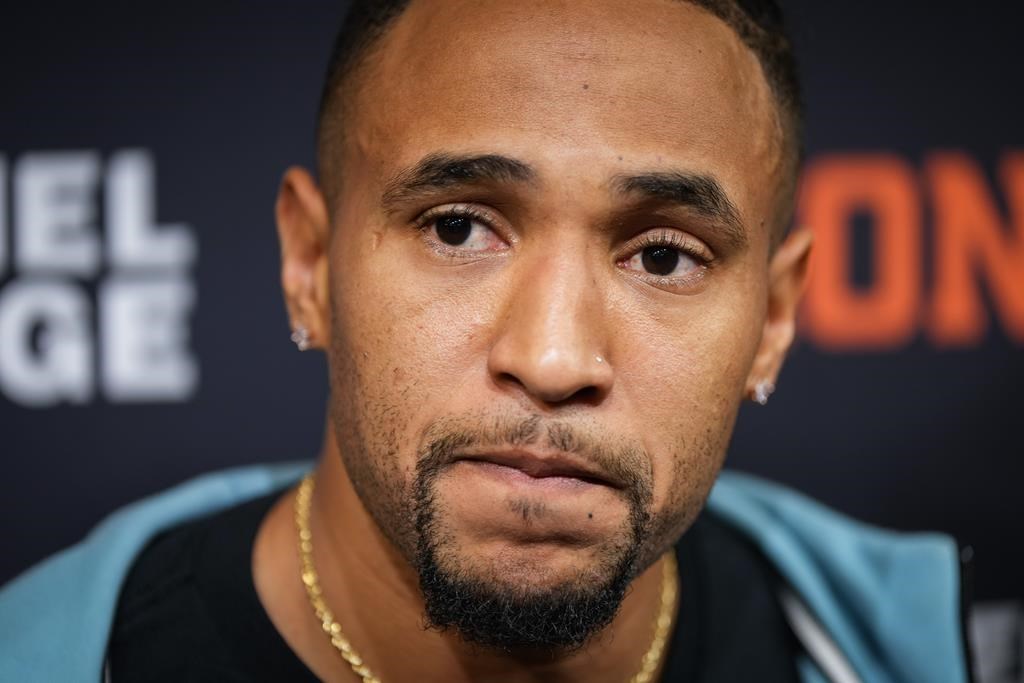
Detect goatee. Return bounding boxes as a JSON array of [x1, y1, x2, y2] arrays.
[[411, 417, 653, 652]]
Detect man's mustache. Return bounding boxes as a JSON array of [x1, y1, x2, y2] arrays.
[[416, 413, 654, 503]]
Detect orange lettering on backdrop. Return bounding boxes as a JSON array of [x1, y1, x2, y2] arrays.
[[926, 152, 1024, 346], [799, 155, 922, 350]]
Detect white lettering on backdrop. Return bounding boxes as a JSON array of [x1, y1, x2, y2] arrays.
[[0, 149, 199, 406]]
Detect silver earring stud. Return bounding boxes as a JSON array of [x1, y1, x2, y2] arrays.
[[753, 380, 775, 406], [290, 325, 310, 352]]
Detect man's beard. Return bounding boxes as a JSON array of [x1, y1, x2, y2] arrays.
[[410, 416, 654, 653]]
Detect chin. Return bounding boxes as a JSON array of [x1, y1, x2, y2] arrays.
[[465, 539, 628, 593], [416, 541, 638, 652], [414, 509, 645, 651]]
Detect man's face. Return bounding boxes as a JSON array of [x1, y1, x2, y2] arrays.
[[319, 0, 786, 648]]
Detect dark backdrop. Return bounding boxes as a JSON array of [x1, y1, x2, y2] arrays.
[[1, 2, 1021, 602]]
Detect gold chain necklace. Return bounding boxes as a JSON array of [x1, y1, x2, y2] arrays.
[[295, 474, 677, 683]]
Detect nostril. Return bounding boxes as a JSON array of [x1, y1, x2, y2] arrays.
[[497, 371, 525, 390], [494, 370, 604, 407], [569, 385, 601, 404], [544, 384, 604, 407]]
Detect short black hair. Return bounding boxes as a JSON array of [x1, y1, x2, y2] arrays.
[[317, 0, 803, 239]]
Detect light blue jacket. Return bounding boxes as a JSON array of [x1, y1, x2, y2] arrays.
[[0, 463, 969, 682]]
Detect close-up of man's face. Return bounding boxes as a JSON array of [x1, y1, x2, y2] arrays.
[[4, 2, 1014, 679], [281, 0, 807, 652]]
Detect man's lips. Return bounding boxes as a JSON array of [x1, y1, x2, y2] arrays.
[[453, 449, 623, 489]]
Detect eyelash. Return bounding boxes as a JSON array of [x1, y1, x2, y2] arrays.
[[627, 229, 712, 264], [416, 205, 493, 230]]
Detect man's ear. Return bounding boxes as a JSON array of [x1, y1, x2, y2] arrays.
[[745, 228, 814, 401], [276, 167, 331, 350]]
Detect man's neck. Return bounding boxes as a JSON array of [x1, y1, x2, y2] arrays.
[[253, 431, 674, 683]]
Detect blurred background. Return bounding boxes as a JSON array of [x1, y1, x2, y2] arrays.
[[1, 1, 1021, 677]]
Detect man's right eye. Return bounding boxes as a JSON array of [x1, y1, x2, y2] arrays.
[[418, 207, 507, 254]]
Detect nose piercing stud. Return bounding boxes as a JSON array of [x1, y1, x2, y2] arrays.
[[595, 355, 604, 364], [290, 325, 311, 352], [753, 380, 775, 406]]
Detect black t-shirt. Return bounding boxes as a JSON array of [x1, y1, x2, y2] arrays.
[[108, 489, 801, 681]]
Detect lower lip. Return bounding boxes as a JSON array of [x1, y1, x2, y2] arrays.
[[454, 459, 608, 493]]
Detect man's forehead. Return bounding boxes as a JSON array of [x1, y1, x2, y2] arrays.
[[338, 0, 783, 240], [363, 0, 764, 109]]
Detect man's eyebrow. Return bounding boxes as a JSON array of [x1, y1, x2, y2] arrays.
[[613, 172, 747, 250], [381, 153, 537, 209]]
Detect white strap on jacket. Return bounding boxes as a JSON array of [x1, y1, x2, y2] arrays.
[[779, 587, 864, 683]]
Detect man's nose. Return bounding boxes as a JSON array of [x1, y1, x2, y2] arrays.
[[487, 254, 614, 406]]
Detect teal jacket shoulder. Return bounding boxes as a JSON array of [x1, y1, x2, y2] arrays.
[[0, 463, 310, 683], [0, 465, 968, 682], [708, 472, 968, 683]]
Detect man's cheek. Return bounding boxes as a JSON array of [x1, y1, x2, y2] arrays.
[[392, 287, 498, 377], [630, 343, 742, 497], [340, 289, 478, 427]]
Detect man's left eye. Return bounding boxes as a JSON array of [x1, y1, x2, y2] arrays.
[[622, 245, 700, 277], [429, 214, 503, 251]]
